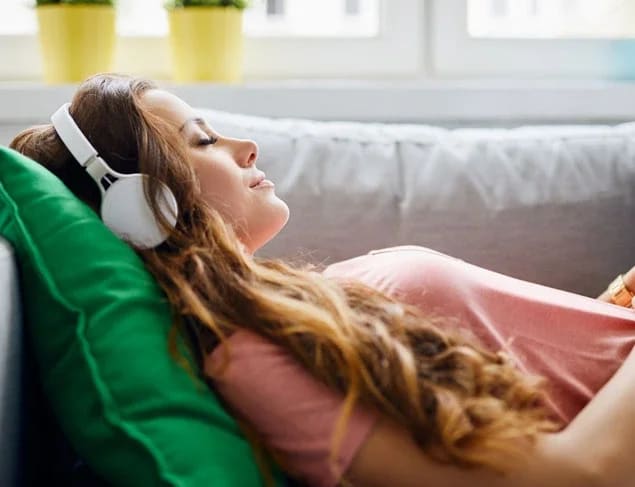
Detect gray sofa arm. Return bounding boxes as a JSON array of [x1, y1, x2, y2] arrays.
[[0, 237, 21, 487]]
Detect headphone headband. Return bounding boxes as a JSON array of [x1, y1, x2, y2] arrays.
[[51, 103, 100, 167]]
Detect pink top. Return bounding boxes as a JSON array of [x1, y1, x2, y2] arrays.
[[205, 245, 635, 487]]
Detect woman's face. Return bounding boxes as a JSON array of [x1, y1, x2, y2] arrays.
[[140, 89, 289, 254]]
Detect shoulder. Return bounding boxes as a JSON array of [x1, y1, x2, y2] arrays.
[[324, 245, 462, 278], [205, 330, 368, 418], [204, 329, 379, 487], [367, 245, 461, 259], [322, 245, 464, 300]]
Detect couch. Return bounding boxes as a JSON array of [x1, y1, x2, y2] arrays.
[[0, 237, 20, 487], [2, 111, 635, 485]]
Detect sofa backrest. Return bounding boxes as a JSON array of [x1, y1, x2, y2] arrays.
[[0, 236, 21, 487], [202, 109, 635, 298]]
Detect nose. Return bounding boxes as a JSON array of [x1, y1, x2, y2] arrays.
[[233, 138, 258, 168]]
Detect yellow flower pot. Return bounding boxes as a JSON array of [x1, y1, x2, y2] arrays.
[[37, 5, 116, 84], [168, 7, 244, 83]]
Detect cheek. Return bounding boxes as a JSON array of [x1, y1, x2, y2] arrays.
[[192, 156, 246, 211]]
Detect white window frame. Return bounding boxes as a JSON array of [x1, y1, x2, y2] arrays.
[[430, 0, 620, 78], [0, 0, 423, 81]]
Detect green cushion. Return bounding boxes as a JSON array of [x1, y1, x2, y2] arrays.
[[0, 146, 281, 486]]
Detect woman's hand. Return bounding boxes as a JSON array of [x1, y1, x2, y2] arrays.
[[597, 265, 635, 307]]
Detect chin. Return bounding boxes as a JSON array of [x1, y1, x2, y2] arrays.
[[275, 199, 291, 228], [246, 202, 290, 253], [265, 201, 291, 242]]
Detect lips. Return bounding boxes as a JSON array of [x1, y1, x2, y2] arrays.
[[253, 179, 275, 189], [249, 172, 266, 188]]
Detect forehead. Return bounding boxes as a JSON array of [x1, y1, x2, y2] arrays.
[[140, 89, 195, 130]]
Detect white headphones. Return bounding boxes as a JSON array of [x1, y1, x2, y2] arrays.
[[51, 103, 178, 249]]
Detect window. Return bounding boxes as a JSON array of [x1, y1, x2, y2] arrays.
[[0, 0, 410, 81], [0, 0, 379, 37], [468, 0, 635, 38], [246, 0, 379, 37], [2, 0, 36, 35], [431, 0, 632, 78], [2, 0, 629, 82]]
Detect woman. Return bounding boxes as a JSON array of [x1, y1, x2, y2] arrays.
[[10, 73, 635, 487]]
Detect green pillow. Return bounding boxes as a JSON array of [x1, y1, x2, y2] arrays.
[[0, 146, 282, 486]]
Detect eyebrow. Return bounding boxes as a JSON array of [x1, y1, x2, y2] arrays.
[[179, 117, 207, 132]]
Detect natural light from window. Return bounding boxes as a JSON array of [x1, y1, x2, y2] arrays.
[[469, 0, 635, 38], [0, 0, 379, 37]]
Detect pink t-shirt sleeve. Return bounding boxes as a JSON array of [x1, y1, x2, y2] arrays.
[[204, 329, 378, 487]]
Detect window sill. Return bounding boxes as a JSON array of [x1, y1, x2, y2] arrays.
[[2, 79, 635, 126]]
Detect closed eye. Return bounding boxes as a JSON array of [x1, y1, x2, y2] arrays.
[[198, 135, 219, 146]]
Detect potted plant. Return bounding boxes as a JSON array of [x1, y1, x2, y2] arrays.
[[36, 0, 116, 84], [166, 0, 250, 83]]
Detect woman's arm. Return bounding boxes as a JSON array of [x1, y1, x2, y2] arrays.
[[551, 340, 635, 486], [348, 344, 635, 487], [346, 419, 591, 487]]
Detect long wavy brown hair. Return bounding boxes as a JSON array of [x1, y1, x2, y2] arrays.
[[11, 73, 559, 484]]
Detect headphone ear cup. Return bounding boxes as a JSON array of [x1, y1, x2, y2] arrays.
[[100, 175, 178, 249]]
